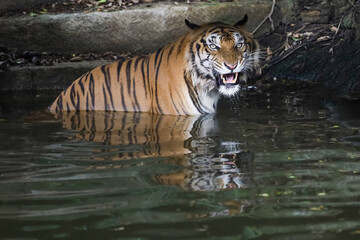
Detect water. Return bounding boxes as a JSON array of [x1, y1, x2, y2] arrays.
[[1, 83, 360, 239]]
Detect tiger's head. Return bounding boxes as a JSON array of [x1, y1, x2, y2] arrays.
[[185, 15, 260, 97]]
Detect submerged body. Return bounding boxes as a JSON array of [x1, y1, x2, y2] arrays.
[[49, 16, 260, 115]]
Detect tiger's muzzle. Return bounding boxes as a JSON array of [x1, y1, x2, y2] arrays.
[[213, 70, 242, 97], [219, 72, 239, 87]]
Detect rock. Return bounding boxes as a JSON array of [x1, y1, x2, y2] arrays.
[[0, 61, 8, 71], [264, 41, 360, 97], [31, 56, 40, 65], [0, 0, 67, 14], [0, 60, 112, 91], [0, 1, 281, 55], [69, 56, 83, 62], [301, 10, 325, 23]]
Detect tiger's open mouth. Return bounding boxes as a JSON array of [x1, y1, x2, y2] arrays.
[[219, 73, 239, 87]]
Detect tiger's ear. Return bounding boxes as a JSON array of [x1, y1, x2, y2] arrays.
[[185, 19, 200, 30], [234, 14, 248, 27]]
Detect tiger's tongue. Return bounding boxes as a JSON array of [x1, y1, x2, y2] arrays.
[[223, 74, 236, 84]]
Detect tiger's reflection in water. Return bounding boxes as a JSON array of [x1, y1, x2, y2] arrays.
[[55, 111, 253, 191], [157, 150, 253, 191]]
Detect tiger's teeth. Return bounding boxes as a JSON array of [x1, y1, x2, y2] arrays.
[[221, 73, 238, 84]]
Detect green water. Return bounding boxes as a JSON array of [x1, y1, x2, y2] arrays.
[[1, 84, 360, 239]]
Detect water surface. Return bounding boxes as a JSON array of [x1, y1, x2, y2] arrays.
[[1, 84, 360, 239]]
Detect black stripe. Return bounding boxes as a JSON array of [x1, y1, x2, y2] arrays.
[[108, 67, 115, 111], [104, 112, 109, 130], [133, 77, 140, 111], [104, 131, 111, 145], [172, 87, 188, 115], [154, 48, 165, 114], [192, 78, 212, 113], [167, 45, 175, 64], [190, 71, 212, 112], [190, 41, 196, 63], [183, 71, 204, 114], [126, 60, 132, 94], [146, 57, 151, 100], [140, 57, 148, 98], [56, 94, 63, 111], [75, 92, 80, 110], [154, 116, 162, 155], [78, 73, 87, 95], [86, 113, 90, 129], [84, 71, 91, 83], [195, 43, 203, 60], [220, 27, 226, 35], [200, 35, 207, 44], [89, 73, 95, 109], [190, 41, 207, 78], [177, 36, 186, 56], [191, 117, 203, 137], [70, 114, 76, 129], [89, 131, 95, 141], [134, 56, 142, 71], [208, 26, 220, 32], [196, 43, 201, 52], [104, 66, 115, 111], [91, 113, 96, 131], [70, 83, 76, 109], [120, 82, 127, 111], [177, 101, 188, 115], [143, 125, 150, 155], [121, 113, 127, 131], [126, 60, 136, 111], [78, 71, 88, 80], [189, 41, 214, 87], [169, 91, 181, 115], [117, 60, 125, 83], [132, 113, 139, 144], [154, 48, 163, 69], [66, 103, 70, 112], [101, 65, 115, 111], [63, 86, 68, 95], [102, 85, 109, 111], [86, 93, 90, 111], [169, 116, 178, 139], [76, 112, 81, 130], [127, 127, 133, 145]]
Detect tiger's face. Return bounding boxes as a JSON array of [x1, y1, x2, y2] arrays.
[[205, 30, 257, 96], [186, 16, 260, 97]]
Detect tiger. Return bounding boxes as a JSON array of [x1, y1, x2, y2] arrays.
[[48, 15, 260, 115]]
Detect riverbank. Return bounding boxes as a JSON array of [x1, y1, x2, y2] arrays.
[[0, 0, 359, 98]]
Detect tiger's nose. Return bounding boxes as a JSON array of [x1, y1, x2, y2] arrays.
[[224, 62, 237, 70]]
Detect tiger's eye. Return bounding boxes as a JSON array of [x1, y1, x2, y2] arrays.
[[209, 44, 217, 50], [236, 43, 244, 49]]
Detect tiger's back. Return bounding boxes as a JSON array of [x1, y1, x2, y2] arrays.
[[49, 41, 196, 114]]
